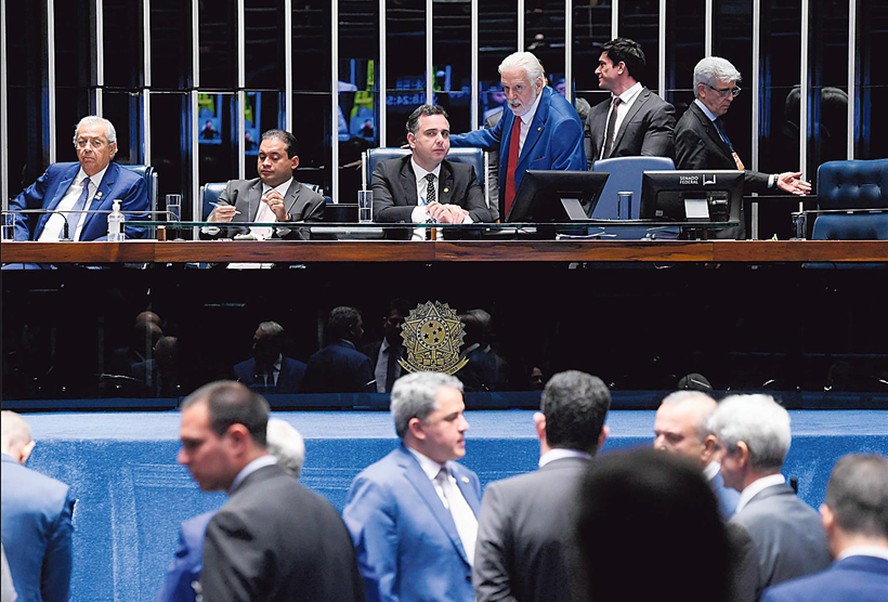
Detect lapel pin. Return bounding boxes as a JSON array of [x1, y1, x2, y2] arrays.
[[461, 476, 469, 484], [537, 127, 542, 132], [443, 187, 450, 194], [95, 191, 103, 199]]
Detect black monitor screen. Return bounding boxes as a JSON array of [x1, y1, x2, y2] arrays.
[[640, 170, 744, 223], [508, 170, 609, 223]]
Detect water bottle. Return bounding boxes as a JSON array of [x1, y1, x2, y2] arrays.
[[107, 199, 125, 242]]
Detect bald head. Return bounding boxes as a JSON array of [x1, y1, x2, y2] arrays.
[[653, 391, 718, 468], [1, 410, 36, 464]]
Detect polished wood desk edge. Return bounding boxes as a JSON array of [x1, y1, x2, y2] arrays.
[[2, 240, 887, 264]]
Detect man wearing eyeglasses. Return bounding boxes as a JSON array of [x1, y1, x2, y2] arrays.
[[8, 115, 149, 241], [675, 57, 812, 197]]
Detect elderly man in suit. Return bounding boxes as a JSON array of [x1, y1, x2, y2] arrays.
[[206, 129, 324, 240], [762, 453, 888, 602], [708, 394, 831, 600], [450, 51, 586, 221], [372, 105, 492, 228], [1, 411, 76, 602], [177, 381, 363, 601], [584, 37, 675, 167], [675, 56, 811, 196], [474, 370, 611, 602], [8, 115, 149, 241], [653, 390, 740, 518], [343, 372, 481, 602]]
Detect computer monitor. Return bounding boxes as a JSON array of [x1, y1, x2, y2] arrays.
[[640, 170, 744, 224], [508, 170, 609, 223]]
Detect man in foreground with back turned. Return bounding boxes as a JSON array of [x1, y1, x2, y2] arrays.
[[8, 115, 149, 241]]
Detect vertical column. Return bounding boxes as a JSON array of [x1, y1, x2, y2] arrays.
[[331, 0, 340, 200], [47, 0, 57, 162], [846, 0, 856, 159]]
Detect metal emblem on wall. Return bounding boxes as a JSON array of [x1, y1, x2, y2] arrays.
[[399, 301, 468, 375]]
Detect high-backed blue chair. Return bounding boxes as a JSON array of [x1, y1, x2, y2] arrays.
[[813, 159, 888, 238], [120, 164, 158, 214]]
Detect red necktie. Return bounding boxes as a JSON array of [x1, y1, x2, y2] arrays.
[[503, 115, 522, 219]]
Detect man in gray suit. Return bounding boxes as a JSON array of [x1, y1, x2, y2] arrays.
[[473, 370, 611, 602], [584, 37, 675, 167], [709, 394, 831, 600]]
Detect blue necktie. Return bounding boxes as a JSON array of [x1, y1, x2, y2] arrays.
[[67, 176, 92, 239], [712, 119, 733, 150]]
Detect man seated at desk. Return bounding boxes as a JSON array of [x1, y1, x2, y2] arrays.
[[205, 128, 324, 240], [372, 104, 492, 234]]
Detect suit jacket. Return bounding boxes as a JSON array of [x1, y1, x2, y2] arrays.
[[343, 444, 482, 602], [9, 161, 149, 241], [211, 177, 324, 240], [710, 470, 740, 518], [156, 511, 215, 602], [0, 453, 76, 602], [674, 102, 770, 192], [232, 355, 307, 394], [761, 555, 888, 602], [474, 456, 589, 602], [371, 156, 492, 223], [730, 483, 831, 600], [450, 86, 586, 218], [302, 340, 374, 394], [584, 87, 676, 166], [201, 463, 364, 602]]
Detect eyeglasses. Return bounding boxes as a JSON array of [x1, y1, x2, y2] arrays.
[[707, 84, 741, 98], [75, 138, 108, 149]]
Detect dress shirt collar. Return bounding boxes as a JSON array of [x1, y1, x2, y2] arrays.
[[736, 473, 786, 514], [615, 81, 643, 107], [261, 177, 293, 197], [229, 454, 277, 494], [838, 546, 888, 562], [78, 165, 110, 191], [694, 97, 719, 122], [406, 446, 449, 480], [411, 158, 442, 185], [703, 460, 722, 481], [539, 447, 592, 468]]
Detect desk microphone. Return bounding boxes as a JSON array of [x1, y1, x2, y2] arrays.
[[2, 208, 73, 240]]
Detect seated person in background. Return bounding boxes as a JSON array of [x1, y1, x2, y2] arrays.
[[233, 321, 306, 394], [458, 309, 509, 393], [361, 298, 413, 394], [132, 335, 182, 398], [205, 129, 324, 240], [372, 104, 492, 226], [8, 115, 149, 241], [109, 314, 164, 377], [302, 306, 374, 394]]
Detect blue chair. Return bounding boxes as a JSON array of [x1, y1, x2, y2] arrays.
[[120, 164, 158, 214]]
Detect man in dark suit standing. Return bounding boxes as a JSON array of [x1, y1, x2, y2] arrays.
[[473, 370, 611, 602], [584, 37, 676, 167], [206, 129, 324, 240], [361, 298, 412, 394], [233, 321, 306, 394], [762, 453, 888, 602], [177, 381, 363, 601], [709, 394, 831, 600], [675, 56, 812, 196], [372, 104, 492, 227], [1, 410, 75, 602], [302, 306, 374, 393]]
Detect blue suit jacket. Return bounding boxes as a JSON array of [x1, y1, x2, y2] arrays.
[[302, 340, 374, 393], [343, 445, 482, 602], [450, 86, 586, 218], [9, 162, 149, 240], [709, 470, 740, 518], [155, 511, 215, 602], [232, 356, 307, 394], [0, 453, 76, 602], [761, 555, 888, 602]]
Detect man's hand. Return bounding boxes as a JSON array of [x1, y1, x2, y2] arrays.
[[427, 201, 469, 224], [262, 190, 290, 221], [776, 172, 812, 196], [208, 204, 237, 223]]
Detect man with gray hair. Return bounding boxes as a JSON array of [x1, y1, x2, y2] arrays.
[[474, 370, 611, 602], [761, 453, 888, 602], [343, 371, 481, 602], [674, 57, 811, 199], [708, 394, 830, 600], [654, 390, 739, 517], [8, 115, 149, 241]]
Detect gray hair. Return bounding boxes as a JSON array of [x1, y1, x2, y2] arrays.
[[498, 51, 544, 83], [825, 453, 888, 539], [693, 57, 742, 98], [707, 394, 790, 471], [267, 417, 306, 479], [659, 390, 717, 439], [390, 371, 464, 439], [73, 115, 117, 146]]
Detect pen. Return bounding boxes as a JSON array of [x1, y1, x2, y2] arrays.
[[209, 202, 241, 215]]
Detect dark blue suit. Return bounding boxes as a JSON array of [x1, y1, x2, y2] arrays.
[[302, 340, 374, 393], [0, 453, 76, 602], [344, 445, 482, 602], [232, 356, 307, 394], [155, 512, 215, 602], [450, 86, 586, 218], [9, 162, 149, 240], [761, 555, 888, 602]]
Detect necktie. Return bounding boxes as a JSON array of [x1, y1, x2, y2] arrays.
[[385, 345, 400, 393], [713, 119, 745, 170], [503, 115, 522, 219], [67, 176, 92, 239], [425, 173, 436, 204], [436, 467, 478, 564], [603, 96, 622, 158]]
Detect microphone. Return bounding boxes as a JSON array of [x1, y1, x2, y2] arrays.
[[2, 208, 73, 240]]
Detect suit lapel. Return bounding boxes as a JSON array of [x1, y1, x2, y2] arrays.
[[398, 157, 419, 205], [692, 103, 733, 162], [517, 87, 553, 171], [611, 89, 647, 154], [452, 464, 480, 516], [283, 179, 302, 216], [437, 161, 455, 205], [44, 165, 80, 213], [80, 163, 118, 234], [245, 180, 264, 220]]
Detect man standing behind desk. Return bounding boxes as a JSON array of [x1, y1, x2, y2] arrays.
[[449, 51, 586, 220], [206, 129, 324, 240], [584, 37, 675, 167], [8, 115, 149, 241]]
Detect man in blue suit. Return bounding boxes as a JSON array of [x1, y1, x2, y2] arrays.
[[344, 372, 481, 602], [1, 410, 76, 602], [450, 51, 586, 221], [233, 321, 306, 394], [302, 306, 374, 394], [762, 453, 888, 602], [8, 115, 149, 241]]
